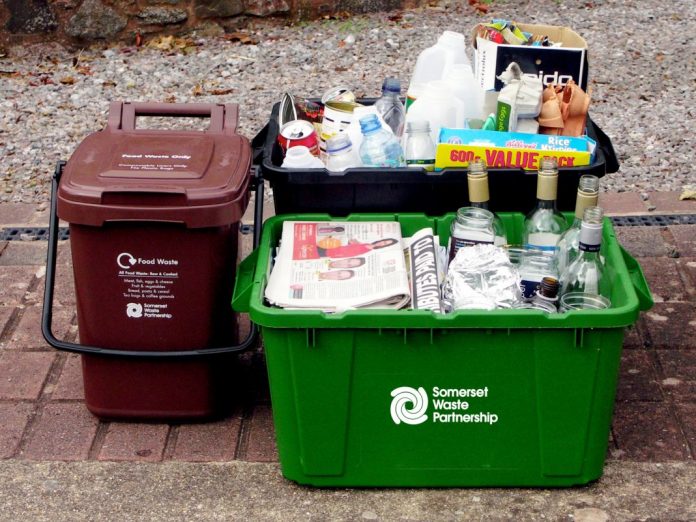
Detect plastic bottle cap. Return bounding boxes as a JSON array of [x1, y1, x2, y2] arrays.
[[359, 114, 382, 134], [326, 133, 353, 154], [382, 77, 401, 94], [406, 120, 430, 133]]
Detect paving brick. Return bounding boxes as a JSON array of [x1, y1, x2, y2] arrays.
[[0, 266, 36, 306], [3, 305, 74, 351], [22, 402, 99, 461], [612, 402, 690, 461], [0, 352, 55, 400], [642, 303, 696, 350], [647, 192, 696, 215], [636, 257, 687, 302], [0, 204, 38, 225], [674, 403, 696, 458], [615, 227, 671, 258], [99, 423, 169, 462], [668, 225, 696, 258], [598, 192, 648, 215], [51, 354, 84, 400], [656, 351, 696, 402], [244, 403, 278, 462], [0, 306, 14, 337], [622, 323, 645, 350], [29, 262, 76, 307], [616, 350, 662, 402], [0, 403, 34, 459], [171, 417, 242, 462], [677, 257, 696, 301], [0, 242, 48, 266]]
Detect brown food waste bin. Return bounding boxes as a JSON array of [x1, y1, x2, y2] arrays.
[[42, 102, 263, 420]]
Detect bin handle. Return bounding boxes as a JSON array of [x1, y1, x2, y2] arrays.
[[112, 102, 237, 134], [41, 161, 264, 359], [620, 245, 654, 312]]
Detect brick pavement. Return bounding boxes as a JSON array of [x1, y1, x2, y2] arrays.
[[0, 194, 695, 465]]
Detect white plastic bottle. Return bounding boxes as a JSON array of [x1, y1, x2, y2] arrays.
[[443, 64, 485, 122], [405, 81, 465, 144], [326, 134, 360, 172], [404, 120, 436, 170], [281, 146, 325, 169], [409, 31, 471, 88]]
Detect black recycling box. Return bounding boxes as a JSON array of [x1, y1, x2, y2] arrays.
[[253, 100, 618, 217]]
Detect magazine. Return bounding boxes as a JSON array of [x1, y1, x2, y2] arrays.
[[264, 221, 411, 311]]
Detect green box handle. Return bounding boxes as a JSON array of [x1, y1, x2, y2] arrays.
[[620, 246, 653, 312], [232, 249, 259, 314]]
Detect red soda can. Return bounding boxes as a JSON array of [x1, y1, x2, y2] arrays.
[[278, 120, 320, 156]]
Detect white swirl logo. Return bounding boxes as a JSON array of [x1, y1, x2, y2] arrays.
[[126, 303, 143, 318], [390, 386, 428, 425]]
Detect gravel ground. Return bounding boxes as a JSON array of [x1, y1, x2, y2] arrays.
[[0, 0, 694, 204]]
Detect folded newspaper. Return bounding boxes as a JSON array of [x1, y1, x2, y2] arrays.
[[265, 221, 411, 311]]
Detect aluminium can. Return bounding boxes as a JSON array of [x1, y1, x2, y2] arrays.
[[278, 120, 320, 156]]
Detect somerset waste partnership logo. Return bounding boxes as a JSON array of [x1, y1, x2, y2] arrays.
[[390, 387, 428, 425]]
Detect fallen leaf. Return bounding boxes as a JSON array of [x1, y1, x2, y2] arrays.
[[655, 52, 665, 62], [135, 31, 143, 47], [59, 76, 76, 85], [75, 65, 92, 75], [102, 80, 117, 88], [223, 32, 259, 45], [208, 88, 234, 96], [192, 84, 204, 96], [679, 187, 696, 201], [164, 94, 177, 103]]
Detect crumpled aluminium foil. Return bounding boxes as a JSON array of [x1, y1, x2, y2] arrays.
[[442, 244, 523, 312]]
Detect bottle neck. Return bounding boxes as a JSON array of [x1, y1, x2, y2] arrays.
[[536, 199, 557, 210], [470, 201, 490, 210], [578, 222, 602, 254], [468, 173, 490, 207], [574, 190, 599, 220]]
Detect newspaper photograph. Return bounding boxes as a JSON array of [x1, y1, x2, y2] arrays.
[[264, 221, 411, 311]]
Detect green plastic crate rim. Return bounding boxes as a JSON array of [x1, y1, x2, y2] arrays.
[[232, 212, 653, 329]]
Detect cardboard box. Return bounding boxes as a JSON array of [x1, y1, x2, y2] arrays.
[[474, 23, 589, 92], [435, 128, 596, 171]]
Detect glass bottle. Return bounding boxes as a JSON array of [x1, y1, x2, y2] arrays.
[[557, 175, 600, 274], [374, 77, 406, 137], [448, 206, 495, 261], [531, 276, 560, 312], [404, 120, 436, 170], [523, 157, 568, 253], [518, 249, 559, 300], [560, 206, 606, 296], [358, 114, 406, 168], [467, 158, 507, 246]]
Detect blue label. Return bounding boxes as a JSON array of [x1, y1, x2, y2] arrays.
[[520, 279, 541, 300]]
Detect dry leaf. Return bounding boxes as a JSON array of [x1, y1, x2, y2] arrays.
[[223, 32, 259, 45], [102, 80, 117, 88], [679, 187, 696, 201], [208, 88, 234, 96], [75, 65, 92, 75], [192, 84, 204, 96], [164, 94, 177, 103], [59, 76, 76, 85]]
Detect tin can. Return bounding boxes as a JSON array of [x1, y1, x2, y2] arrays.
[[321, 86, 356, 105], [278, 120, 320, 156]]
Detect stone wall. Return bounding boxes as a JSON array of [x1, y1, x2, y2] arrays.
[[0, 0, 427, 47]]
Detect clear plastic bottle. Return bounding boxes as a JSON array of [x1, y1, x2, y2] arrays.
[[358, 114, 406, 168], [557, 175, 600, 274], [374, 78, 406, 137], [326, 134, 360, 172], [560, 206, 606, 296], [467, 158, 507, 246], [523, 157, 568, 253], [404, 120, 436, 170]]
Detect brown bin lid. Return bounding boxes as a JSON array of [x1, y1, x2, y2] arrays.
[[58, 102, 251, 228]]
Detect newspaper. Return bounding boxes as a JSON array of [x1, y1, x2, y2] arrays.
[[265, 221, 411, 311], [403, 228, 445, 312]]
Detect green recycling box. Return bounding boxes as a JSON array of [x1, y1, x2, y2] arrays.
[[232, 212, 652, 487]]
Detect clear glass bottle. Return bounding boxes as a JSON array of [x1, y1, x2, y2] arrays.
[[467, 158, 507, 246], [523, 157, 568, 253], [404, 120, 436, 170], [560, 206, 606, 296], [448, 206, 495, 261], [518, 249, 559, 300], [557, 175, 600, 274], [374, 77, 406, 137], [326, 133, 360, 172], [358, 114, 406, 168]]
